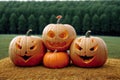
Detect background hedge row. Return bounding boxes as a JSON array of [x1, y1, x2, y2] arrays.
[[0, 1, 120, 36]]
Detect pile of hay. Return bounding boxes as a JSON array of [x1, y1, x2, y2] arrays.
[[0, 57, 120, 80]]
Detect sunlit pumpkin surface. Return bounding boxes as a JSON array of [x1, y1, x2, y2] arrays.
[[9, 36, 46, 66], [70, 35, 108, 67], [42, 24, 76, 51]]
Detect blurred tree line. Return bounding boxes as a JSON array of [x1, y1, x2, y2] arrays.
[[0, 1, 120, 36]]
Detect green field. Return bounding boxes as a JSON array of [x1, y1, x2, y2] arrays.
[[0, 34, 120, 59]]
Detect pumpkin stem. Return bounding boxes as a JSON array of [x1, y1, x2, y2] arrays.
[[85, 30, 91, 37], [26, 29, 32, 36], [54, 49, 58, 53], [56, 15, 62, 24]]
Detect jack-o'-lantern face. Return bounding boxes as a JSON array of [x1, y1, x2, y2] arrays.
[[15, 36, 42, 61], [42, 15, 76, 51], [9, 29, 46, 66], [70, 31, 108, 67], [74, 37, 99, 63], [46, 25, 69, 47]]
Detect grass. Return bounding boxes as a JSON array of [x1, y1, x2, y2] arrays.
[[0, 34, 17, 59], [101, 36, 120, 58], [0, 34, 120, 59]]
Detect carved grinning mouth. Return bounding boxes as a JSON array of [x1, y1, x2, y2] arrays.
[[80, 55, 93, 61], [21, 55, 31, 60], [47, 41, 67, 47]]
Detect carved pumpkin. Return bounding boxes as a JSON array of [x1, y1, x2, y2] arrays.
[[43, 50, 69, 68], [70, 30, 108, 67], [9, 29, 46, 66], [42, 15, 76, 51]]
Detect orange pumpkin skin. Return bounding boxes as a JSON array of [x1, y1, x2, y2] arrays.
[[9, 30, 46, 66], [43, 51, 69, 68], [42, 16, 76, 51], [70, 31, 108, 67]]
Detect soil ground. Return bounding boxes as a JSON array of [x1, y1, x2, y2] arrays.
[[0, 57, 120, 80]]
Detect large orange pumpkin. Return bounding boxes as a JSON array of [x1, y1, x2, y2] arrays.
[[42, 15, 76, 51], [70, 30, 108, 67], [43, 50, 69, 68], [9, 29, 46, 66]]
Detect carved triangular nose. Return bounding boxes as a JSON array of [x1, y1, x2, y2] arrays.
[[25, 51, 27, 54]]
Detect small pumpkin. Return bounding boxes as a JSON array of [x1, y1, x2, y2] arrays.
[[70, 30, 108, 67], [9, 29, 46, 66], [42, 15, 76, 51], [43, 50, 69, 68]]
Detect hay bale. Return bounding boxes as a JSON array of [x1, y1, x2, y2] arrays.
[[0, 57, 120, 80]]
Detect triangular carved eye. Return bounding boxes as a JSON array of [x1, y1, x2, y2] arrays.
[[90, 45, 98, 51], [75, 43, 82, 50], [47, 30, 55, 38], [90, 47, 94, 51], [16, 43, 22, 49], [30, 46, 35, 50]]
